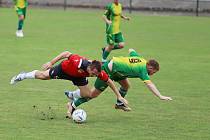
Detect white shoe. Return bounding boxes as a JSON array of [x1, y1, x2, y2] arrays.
[[10, 72, 25, 85], [64, 91, 74, 100], [16, 30, 24, 37], [64, 90, 78, 101]]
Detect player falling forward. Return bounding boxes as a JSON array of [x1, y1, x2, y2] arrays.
[[10, 51, 128, 117], [102, 0, 130, 62], [13, 0, 28, 37], [65, 49, 172, 115]]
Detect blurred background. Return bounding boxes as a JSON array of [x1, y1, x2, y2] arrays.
[[1, 0, 210, 16]]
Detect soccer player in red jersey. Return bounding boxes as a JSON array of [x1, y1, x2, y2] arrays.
[[10, 51, 128, 115]]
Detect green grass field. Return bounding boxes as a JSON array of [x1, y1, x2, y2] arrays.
[[1, 7, 210, 140]]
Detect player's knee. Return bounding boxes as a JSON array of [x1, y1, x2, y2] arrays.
[[35, 71, 49, 80], [90, 93, 99, 98], [19, 15, 25, 20], [90, 89, 101, 98], [122, 83, 130, 91], [108, 45, 114, 50], [119, 43, 125, 48]]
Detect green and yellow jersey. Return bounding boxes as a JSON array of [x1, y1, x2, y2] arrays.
[[13, 0, 28, 9], [104, 3, 122, 34], [111, 50, 150, 82]]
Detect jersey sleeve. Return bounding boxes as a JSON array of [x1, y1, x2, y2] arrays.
[[104, 3, 112, 17], [129, 50, 143, 57], [139, 72, 151, 83], [97, 70, 109, 82], [129, 50, 143, 58]]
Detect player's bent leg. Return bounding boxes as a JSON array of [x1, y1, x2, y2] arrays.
[[113, 32, 125, 50], [10, 70, 50, 85], [107, 45, 114, 50], [66, 97, 91, 118], [115, 79, 132, 111], [66, 102, 75, 119], [113, 42, 125, 50], [16, 15, 25, 37], [78, 86, 91, 98], [78, 85, 92, 98], [118, 42, 125, 48], [118, 78, 130, 91], [65, 87, 102, 116], [102, 45, 114, 63], [19, 14, 25, 20], [64, 87, 101, 101]]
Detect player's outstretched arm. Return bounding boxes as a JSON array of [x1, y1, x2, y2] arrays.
[[145, 81, 172, 101], [42, 51, 72, 70], [121, 14, 130, 20], [106, 78, 128, 106]]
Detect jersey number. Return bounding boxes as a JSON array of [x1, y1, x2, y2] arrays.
[[129, 58, 141, 63]]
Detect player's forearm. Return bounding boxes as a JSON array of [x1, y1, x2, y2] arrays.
[[50, 51, 72, 65], [146, 82, 163, 99], [102, 15, 110, 24], [107, 79, 121, 98], [121, 14, 129, 20], [121, 14, 126, 19]]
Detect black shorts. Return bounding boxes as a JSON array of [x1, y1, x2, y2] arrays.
[[49, 64, 88, 86]]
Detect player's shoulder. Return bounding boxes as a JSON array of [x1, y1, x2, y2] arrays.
[[106, 3, 113, 9]]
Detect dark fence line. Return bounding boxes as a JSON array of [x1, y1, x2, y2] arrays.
[[1, 0, 210, 16]]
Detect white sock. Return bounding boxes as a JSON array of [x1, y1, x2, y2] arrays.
[[72, 102, 76, 108], [24, 70, 38, 79], [72, 89, 81, 98]]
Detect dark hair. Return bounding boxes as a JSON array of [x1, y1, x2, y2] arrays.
[[147, 59, 160, 71], [90, 60, 102, 72]]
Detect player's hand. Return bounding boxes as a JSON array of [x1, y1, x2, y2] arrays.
[[125, 17, 130, 21], [160, 96, 172, 101], [118, 97, 128, 106], [42, 62, 53, 70]]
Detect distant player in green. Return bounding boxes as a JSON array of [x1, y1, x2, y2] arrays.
[[102, 0, 130, 62], [65, 49, 172, 115], [13, 0, 28, 37]]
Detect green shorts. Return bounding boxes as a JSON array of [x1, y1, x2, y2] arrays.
[[106, 32, 124, 45], [94, 61, 127, 91], [15, 7, 26, 17]]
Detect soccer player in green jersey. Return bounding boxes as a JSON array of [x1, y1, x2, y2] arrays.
[[13, 0, 28, 37], [65, 49, 172, 115], [102, 0, 130, 62]]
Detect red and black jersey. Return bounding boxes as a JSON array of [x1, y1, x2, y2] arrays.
[[61, 54, 109, 82], [61, 54, 89, 77]]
